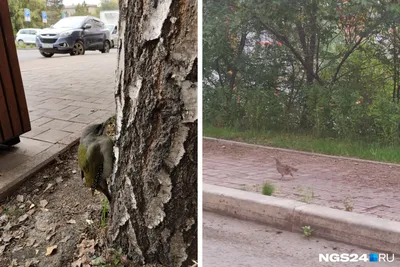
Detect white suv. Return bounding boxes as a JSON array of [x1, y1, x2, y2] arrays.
[[15, 28, 41, 45]]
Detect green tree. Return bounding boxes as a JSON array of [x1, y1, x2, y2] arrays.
[[204, 0, 400, 143], [73, 1, 89, 16], [8, 0, 47, 33], [46, 0, 63, 25]]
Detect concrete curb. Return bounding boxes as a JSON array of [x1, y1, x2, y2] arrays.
[[203, 183, 400, 254], [204, 137, 400, 167]]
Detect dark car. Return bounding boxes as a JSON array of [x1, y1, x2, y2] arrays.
[[36, 16, 111, 58]]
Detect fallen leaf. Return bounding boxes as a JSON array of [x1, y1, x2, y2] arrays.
[[4, 222, 12, 231], [25, 258, 39, 267], [19, 204, 26, 209], [45, 245, 57, 256], [60, 235, 71, 243], [27, 209, 35, 216], [46, 232, 56, 241], [29, 204, 35, 209], [72, 170, 77, 174], [67, 219, 76, 224], [0, 214, 9, 223], [35, 249, 39, 254], [12, 246, 23, 252], [26, 238, 36, 247], [2, 233, 12, 242], [86, 219, 94, 225], [16, 195, 24, 203], [55, 177, 63, 184], [43, 183, 53, 193], [18, 214, 29, 223], [39, 200, 48, 208], [13, 230, 24, 239], [0, 244, 7, 255]]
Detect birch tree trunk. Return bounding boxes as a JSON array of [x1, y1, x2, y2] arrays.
[[109, 0, 197, 266]]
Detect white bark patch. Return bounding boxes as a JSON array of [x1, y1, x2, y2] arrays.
[[115, 18, 126, 140], [185, 217, 195, 231], [112, 146, 119, 185], [127, 220, 144, 262], [181, 81, 197, 123], [164, 124, 189, 168], [111, 202, 131, 242], [145, 169, 171, 228], [127, 78, 143, 125], [124, 175, 137, 209], [170, 231, 188, 267], [142, 0, 173, 41]]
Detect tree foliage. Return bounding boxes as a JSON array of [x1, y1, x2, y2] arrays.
[[8, 0, 47, 33], [73, 1, 89, 16], [204, 0, 400, 144]]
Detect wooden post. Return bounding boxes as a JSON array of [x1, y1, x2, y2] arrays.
[[0, 0, 31, 145]]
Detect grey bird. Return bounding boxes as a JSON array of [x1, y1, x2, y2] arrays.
[[271, 156, 298, 178]]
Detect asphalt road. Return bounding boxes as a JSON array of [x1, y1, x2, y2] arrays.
[[16, 48, 117, 63], [203, 211, 398, 267]]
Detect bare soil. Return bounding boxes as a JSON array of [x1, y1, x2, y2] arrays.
[[0, 145, 111, 267]]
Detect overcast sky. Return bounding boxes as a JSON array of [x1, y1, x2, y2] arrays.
[[63, 0, 99, 6]]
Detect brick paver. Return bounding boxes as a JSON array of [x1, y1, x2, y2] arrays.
[[0, 51, 117, 197], [203, 138, 400, 221]]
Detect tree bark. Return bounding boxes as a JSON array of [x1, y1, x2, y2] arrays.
[[109, 0, 197, 266]]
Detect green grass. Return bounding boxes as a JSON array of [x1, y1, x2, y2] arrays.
[[262, 183, 275, 196], [204, 125, 400, 163], [15, 42, 36, 49], [101, 198, 109, 228]]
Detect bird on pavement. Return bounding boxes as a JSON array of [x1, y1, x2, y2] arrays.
[[271, 156, 298, 179]]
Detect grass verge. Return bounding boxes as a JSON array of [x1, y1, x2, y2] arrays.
[[204, 125, 400, 163]]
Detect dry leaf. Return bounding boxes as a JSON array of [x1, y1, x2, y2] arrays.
[[16, 195, 24, 203], [55, 177, 63, 184], [26, 238, 36, 247], [18, 214, 29, 223], [45, 245, 57, 256], [43, 183, 53, 193], [39, 200, 48, 208], [67, 219, 76, 224], [27, 209, 35, 216], [46, 232, 56, 241], [86, 219, 94, 225], [29, 204, 35, 209], [60, 235, 71, 243]]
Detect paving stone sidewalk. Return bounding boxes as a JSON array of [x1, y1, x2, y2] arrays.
[[203, 138, 400, 221], [0, 51, 117, 198]]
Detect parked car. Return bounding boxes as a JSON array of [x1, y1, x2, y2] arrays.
[[36, 16, 111, 58], [105, 24, 118, 48], [15, 28, 41, 45]]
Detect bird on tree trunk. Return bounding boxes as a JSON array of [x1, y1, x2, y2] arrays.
[[78, 118, 115, 202], [272, 156, 298, 178]]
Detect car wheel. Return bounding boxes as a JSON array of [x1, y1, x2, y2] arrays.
[[40, 52, 54, 58], [111, 40, 114, 48], [3, 137, 20, 146], [100, 40, 110, 53], [17, 40, 24, 46], [70, 41, 85, 56]]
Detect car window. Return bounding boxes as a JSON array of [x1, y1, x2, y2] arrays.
[[93, 20, 104, 29], [53, 17, 86, 29], [19, 30, 27, 34], [29, 30, 37, 35], [86, 19, 95, 28]]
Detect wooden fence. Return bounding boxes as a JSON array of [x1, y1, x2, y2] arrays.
[[0, 0, 31, 145]]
